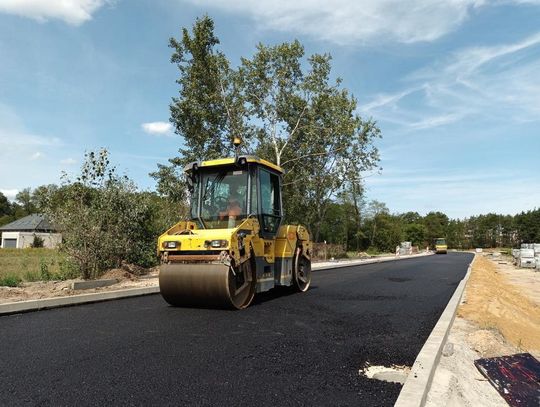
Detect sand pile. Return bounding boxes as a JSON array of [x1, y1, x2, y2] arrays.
[[458, 255, 540, 352]]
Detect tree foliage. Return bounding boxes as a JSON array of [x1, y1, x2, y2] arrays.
[[153, 16, 381, 238], [47, 149, 187, 279]]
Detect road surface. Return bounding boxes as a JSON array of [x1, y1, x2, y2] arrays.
[[0, 252, 472, 406]]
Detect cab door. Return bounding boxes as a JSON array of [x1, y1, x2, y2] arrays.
[[258, 167, 283, 239]]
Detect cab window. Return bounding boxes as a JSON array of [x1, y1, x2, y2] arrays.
[[199, 169, 248, 228], [259, 169, 281, 234]]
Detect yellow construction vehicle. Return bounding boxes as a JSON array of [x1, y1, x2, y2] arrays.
[[435, 238, 448, 254], [157, 145, 312, 309]]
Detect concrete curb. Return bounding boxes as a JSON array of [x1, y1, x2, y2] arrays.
[[71, 279, 118, 290], [0, 286, 160, 316], [312, 252, 433, 271], [394, 254, 476, 407], [0, 253, 433, 317]]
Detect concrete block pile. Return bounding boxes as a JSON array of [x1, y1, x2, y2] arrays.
[[399, 241, 412, 255], [513, 243, 540, 270]]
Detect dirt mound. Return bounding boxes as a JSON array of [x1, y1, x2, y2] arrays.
[[120, 262, 148, 276], [100, 263, 151, 281], [467, 329, 516, 358], [101, 268, 136, 281], [458, 255, 540, 352]]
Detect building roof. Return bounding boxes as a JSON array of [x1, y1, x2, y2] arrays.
[[0, 214, 56, 232]]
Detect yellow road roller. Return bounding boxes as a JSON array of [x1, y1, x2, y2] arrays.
[[157, 154, 312, 309], [435, 238, 448, 254]]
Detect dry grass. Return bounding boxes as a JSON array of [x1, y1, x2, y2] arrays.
[[458, 255, 540, 352], [0, 248, 77, 286]]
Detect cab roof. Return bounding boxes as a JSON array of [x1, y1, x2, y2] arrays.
[[184, 155, 283, 174]]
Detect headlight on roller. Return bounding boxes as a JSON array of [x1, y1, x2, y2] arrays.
[[210, 240, 228, 248], [162, 241, 179, 249]]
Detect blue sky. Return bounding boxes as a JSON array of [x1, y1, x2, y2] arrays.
[[0, 0, 539, 218]]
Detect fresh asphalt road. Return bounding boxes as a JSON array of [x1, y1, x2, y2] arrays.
[[0, 252, 473, 407]]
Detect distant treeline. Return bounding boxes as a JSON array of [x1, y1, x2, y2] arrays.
[[2, 183, 538, 255], [316, 200, 540, 252]]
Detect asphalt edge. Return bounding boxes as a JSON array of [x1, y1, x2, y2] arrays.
[[312, 252, 433, 271], [0, 286, 160, 316], [0, 252, 433, 316], [394, 253, 476, 407]]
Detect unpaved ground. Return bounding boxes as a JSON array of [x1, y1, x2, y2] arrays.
[[459, 254, 540, 351], [0, 267, 159, 304], [425, 254, 540, 407]]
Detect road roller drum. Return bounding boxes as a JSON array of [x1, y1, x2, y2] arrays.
[[159, 262, 255, 309]]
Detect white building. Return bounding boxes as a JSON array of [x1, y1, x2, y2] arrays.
[[0, 214, 61, 249]]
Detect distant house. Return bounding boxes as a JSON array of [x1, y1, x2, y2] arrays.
[[0, 214, 61, 249]]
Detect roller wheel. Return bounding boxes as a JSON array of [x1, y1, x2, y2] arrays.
[[228, 258, 256, 309], [159, 257, 256, 310], [293, 249, 311, 292]]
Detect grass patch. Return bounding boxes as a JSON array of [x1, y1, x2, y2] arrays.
[[0, 248, 79, 286], [364, 248, 394, 257], [0, 274, 22, 287]]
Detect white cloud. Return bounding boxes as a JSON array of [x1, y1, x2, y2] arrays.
[[362, 87, 421, 113], [407, 112, 466, 130], [362, 32, 540, 130], [0, 0, 109, 26], [60, 158, 77, 165], [411, 32, 540, 82], [141, 121, 173, 136], [0, 132, 61, 151], [0, 103, 68, 191], [0, 189, 18, 200], [364, 168, 540, 218], [186, 0, 487, 44]]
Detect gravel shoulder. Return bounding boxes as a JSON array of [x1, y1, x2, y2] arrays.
[[0, 267, 159, 304], [425, 253, 540, 406]]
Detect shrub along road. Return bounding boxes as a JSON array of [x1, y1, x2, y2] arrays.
[[0, 253, 472, 406]]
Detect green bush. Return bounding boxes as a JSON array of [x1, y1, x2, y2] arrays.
[[0, 274, 22, 287], [30, 235, 45, 248], [47, 149, 171, 279], [55, 258, 80, 280], [39, 258, 50, 280]]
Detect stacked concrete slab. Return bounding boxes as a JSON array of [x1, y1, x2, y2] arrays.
[[514, 243, 539, 269], [399, 241, 412, 255]]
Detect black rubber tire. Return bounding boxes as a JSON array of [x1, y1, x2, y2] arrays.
[[293, 249, 311, 292]]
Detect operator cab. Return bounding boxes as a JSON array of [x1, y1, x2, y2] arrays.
[[185, 156, 283, 237]]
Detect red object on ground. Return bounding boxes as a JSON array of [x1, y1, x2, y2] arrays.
[[474, 353, 540, 406]]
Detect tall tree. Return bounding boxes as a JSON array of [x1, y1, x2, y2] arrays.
[[151, 15, 247, 201], [423, 211, 449, 246], [15, 188, 36, 215], [0, 191, 11, 217], [170, 16, 250, 160], [153, 16, 381, 239], [365, 200, 389, 247], [240, 44, 380, 238]]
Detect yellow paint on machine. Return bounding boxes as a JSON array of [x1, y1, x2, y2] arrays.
[[199, 156, 284, 173]]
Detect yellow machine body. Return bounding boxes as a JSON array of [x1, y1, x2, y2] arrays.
[[157, 155, 312, 309], [435, 238, 448, 254]]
